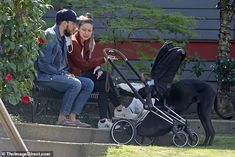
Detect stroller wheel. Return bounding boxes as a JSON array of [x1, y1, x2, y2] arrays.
[[134, 121, 155, 146], [110, 119, 136, 145], [187, 132, 199, 147], [172, 131, 188, 147]]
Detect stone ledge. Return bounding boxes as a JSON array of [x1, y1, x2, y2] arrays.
[[0, 120, 234, 145], [0, 137, 117, 157]]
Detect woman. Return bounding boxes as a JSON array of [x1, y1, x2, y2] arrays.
[[67, 13, 137, 129]]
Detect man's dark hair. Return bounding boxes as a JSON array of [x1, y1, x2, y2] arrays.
[[56, 9, 78, 25]]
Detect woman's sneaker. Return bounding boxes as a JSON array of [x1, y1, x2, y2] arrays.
[[114, 107, 138, 120], [98, 118, 113, 130]]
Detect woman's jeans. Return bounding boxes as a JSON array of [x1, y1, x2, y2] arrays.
[[38, 74, 94, 115], [82, 71, 121, 119]]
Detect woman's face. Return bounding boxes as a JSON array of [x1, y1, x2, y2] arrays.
[[78, 23, 93, 41]]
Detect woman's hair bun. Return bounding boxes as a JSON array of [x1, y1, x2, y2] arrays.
[[84, 12, 93, 19], [78, 12, 93, 22]]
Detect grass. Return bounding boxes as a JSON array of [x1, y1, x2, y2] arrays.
[[105, 135, 235, 157]]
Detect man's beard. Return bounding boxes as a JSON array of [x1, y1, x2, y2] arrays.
[[64, 27, 72, 37]]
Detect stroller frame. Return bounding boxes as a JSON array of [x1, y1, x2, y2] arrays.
[[103, 42, 199, 147]]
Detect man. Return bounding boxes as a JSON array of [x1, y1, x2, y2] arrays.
[[35, 9, 94, 127]]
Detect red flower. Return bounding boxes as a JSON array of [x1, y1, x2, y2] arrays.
[[21, 95, 31, 104], [5, 73, 12, 81], [8, 49, 14, 56], [37, 37, 47, 44]]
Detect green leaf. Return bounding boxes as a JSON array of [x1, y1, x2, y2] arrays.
[[6, 0, 14, 9], [9, 42, 16, 50], [8, 62, 16, 72], [8, 94, 19, 105]]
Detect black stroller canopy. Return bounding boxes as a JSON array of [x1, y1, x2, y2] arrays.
[[138, 42, 187, 137], [151, 42, 186, 97]]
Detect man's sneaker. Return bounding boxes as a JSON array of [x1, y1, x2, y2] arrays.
[[114, 107, 138, 119], [98, 118, 113, 130]]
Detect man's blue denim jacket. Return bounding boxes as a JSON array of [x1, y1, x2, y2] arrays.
[[36, 24, 69, 81]]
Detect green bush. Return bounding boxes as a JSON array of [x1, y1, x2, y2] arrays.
[[216, 55, 235, 89], [0, 0, 51, 105]]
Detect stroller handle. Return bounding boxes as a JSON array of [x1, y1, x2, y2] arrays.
[[102, 47, 153, 110], [103, 48, 128, 61]]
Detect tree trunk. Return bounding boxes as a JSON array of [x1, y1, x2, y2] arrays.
[[217, 0, 235, 118], [218, 0, 234, 56]]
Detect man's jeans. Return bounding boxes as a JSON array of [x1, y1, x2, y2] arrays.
[[38, 75, 94, 115]]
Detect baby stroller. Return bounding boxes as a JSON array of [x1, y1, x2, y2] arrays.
[[103, 42, 200, 147]]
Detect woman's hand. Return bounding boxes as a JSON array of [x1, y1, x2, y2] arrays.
[[104, 55, 118, 62], [66, 73, 75, 78], [96, 70, 103, 79]]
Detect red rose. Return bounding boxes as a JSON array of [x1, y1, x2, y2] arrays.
[[8, 49, 14, 56], [21, 95, 31, 104], [37, 37, 47, 44], [5, 73, 12, 81]]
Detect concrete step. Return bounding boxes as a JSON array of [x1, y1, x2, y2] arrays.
[[0, 120, 234, 144], [0, 123, 112, 144], [0, 119, 234, 157], [0, 137, 116, 157], [188, 119, 235, 135]]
